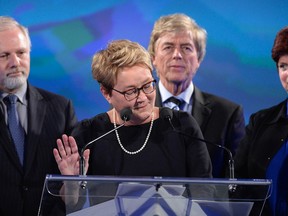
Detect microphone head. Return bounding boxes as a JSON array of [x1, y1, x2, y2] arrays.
[[160, 107, 173, 120], [120, 108, 132, 121]]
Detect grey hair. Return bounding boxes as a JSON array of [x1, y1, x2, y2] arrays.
[[0, 16, 31, 49]]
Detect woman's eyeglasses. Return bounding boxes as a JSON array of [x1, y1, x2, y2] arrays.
[[112, 80, 156, 101]]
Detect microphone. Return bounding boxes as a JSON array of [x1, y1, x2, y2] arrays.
[[79, 108, 132, 188], [160, 107, 235, 180]]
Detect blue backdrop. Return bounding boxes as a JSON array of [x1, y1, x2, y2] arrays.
[[1, 0, 288, 122]]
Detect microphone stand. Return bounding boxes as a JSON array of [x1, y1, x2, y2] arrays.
[[78, 108, 132, 189], [79, 122, 126, 176], [160, 107, 239, 193], [165, 114, 235, 180], [79, 121, 127, 189]]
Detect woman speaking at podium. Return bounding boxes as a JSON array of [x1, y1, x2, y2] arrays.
[[54, 39, 212, 179], [51, 39, 213, 215]]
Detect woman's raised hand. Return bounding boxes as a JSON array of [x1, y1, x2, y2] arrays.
[[53, 134, 90, 175]]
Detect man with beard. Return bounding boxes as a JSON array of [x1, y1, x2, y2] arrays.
[[0, 16, 77, 216]]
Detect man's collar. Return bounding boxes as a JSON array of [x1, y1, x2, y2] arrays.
[[159, 80, 194, 104], [0, 82, 28, 105]]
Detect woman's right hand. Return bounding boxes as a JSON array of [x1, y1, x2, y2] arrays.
[[53, 134, 90, 175]]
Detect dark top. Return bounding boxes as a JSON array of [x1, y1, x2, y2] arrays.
[[155, 85, 245, 178], [234, 99, 288, 216], [73, 108, 212, 178]]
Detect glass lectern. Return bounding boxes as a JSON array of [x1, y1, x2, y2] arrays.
[[38, 175, 271, 216]]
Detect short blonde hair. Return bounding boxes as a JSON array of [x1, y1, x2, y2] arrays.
[[148, 13, 206, 63], [92, 39, 153, 94], [0, 16, 31, 49]]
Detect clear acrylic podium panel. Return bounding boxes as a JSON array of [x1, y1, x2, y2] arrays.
[[38, 175, 272, 216]]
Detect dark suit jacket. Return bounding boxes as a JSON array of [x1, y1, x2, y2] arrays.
[[155, 85, 245, 178], [0, 83, 77, 216]]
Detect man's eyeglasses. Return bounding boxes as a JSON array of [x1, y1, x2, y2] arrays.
[[112, 80, 156, 101]]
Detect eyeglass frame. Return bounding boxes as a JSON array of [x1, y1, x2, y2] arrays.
[[112, 79, 157, 101]]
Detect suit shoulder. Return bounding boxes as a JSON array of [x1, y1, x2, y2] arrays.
[[29, 86, 71, 103], [201, 91, 241, 109]]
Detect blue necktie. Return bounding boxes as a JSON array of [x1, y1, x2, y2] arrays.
[[166, 97, 184, 110], [4, 94, 25, 165]]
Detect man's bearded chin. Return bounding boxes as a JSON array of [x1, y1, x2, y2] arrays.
[[4, 75, 27, 91]]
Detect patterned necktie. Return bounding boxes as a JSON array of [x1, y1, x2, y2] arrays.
[[166, 97, 183, 110], [4, 94, 25, 165]]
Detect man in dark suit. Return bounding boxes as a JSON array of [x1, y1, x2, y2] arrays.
[[0, 16, 77, 215], [148, 13, 245, 178]]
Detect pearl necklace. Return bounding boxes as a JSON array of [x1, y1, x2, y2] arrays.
[[113, 109, 154, 155]]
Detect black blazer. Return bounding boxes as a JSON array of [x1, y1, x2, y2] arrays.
[[235, 100, 288, 178], [0, 84, 77, 216], [155, 85, 245, 178], [234, 100, 288, 215]]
